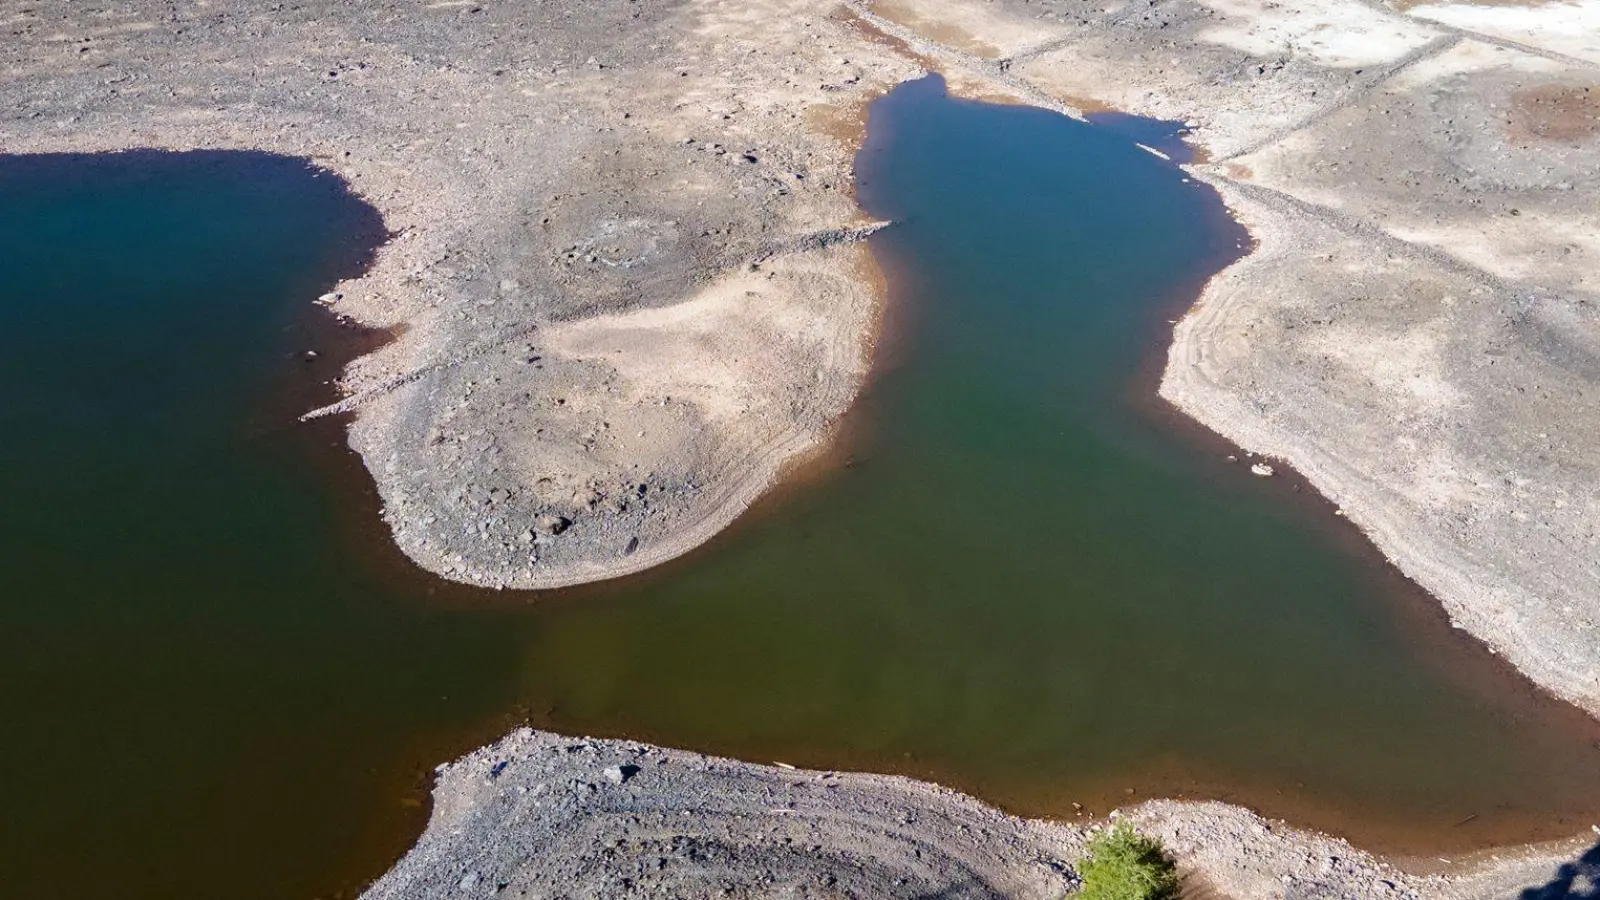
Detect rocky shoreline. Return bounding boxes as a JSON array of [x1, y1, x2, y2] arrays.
[[6, 0, 1600, 895], [362, 729, 1596, 900], [5, 0, 924, 592]]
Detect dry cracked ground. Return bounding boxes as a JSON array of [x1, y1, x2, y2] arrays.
[[4, 0, 1600, 897]]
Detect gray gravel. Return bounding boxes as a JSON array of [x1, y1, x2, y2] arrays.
[[362, 729, 1594, 900], [7, 0, 1600, 893]]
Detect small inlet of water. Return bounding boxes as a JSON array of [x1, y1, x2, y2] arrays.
[[5, 81, 1600, 900]]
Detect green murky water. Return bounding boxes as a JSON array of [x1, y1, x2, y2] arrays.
[[5, 80, 1600, 900], [508, 75, 1600, 843]]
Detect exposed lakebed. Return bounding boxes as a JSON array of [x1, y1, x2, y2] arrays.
[[5, 79, 1600, 900]]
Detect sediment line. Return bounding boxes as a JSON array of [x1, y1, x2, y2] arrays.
[[841, 1, 1089, 120], [300, 221, 890, 422], [1214, 32, 1465, 163], [1344, 0, 1600, 70], [1210, 177, 1518, 293]]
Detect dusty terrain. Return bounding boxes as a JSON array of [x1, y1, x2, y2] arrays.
[[364, 728, 1599, 900], [2, 0, 922, 590], [5, 0, 1594, 709], [6, 0, 1600, 896], [852, 0, 1600, 712]]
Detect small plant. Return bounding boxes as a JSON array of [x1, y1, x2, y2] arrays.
[[1074, 822, 1180, 900]]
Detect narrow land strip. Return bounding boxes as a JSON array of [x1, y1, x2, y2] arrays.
[[363, 729, 1596, 900]]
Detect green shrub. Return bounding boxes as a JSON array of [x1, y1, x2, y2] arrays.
[[1074, 823, 1180, 900]]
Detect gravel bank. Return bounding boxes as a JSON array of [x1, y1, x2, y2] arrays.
[[2, 0, 923, 590], [362, 729, 1598, 900], [7, 0, 1594, 704], [7, 0, 1600, 893]]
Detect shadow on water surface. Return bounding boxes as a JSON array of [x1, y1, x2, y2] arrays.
[[8, 82, 1600, 900]]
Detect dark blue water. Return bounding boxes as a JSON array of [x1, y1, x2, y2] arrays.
[[5, 84, 1600, 900]]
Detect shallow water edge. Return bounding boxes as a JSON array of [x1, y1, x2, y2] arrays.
[[4, 84, 1599, 900]]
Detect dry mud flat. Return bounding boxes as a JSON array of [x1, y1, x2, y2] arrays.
[[6, 0, 1600, 896]]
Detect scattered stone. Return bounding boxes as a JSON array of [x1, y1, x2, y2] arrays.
[[365, 730, 1524, 900], [602, 763, 641, 784], [537, 514, 571, 535]]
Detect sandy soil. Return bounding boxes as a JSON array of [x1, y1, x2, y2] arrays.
[[6, 0, 1600, 895]]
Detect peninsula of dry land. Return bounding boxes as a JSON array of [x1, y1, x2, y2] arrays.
[[6, 0, 1600, 895], [365, 729, 1595, 900]]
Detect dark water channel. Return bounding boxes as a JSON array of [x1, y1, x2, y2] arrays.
[[5, 79, 1600, 900]]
